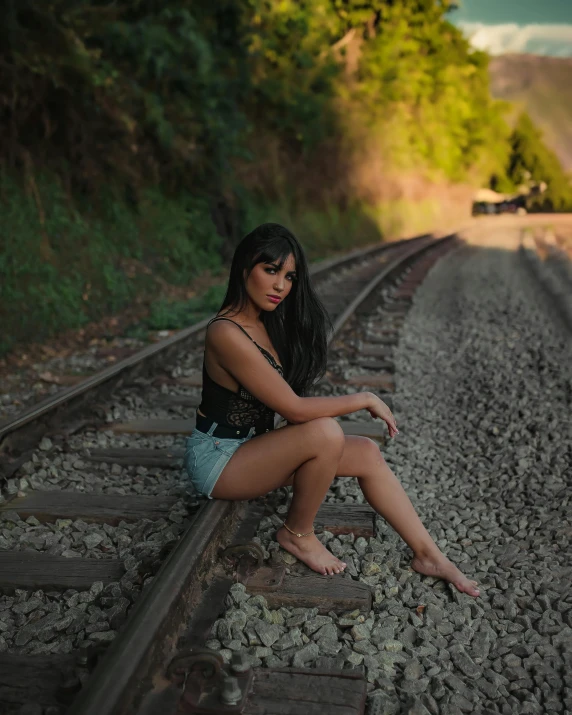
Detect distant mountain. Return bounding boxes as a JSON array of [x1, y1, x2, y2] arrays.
[[489, 54, 572, 173]]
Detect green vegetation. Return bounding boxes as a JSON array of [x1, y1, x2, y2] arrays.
[[507, 114, 572, 212], [489, 112, 572, 211], [145, 286, 227, 330], [0, 171, 223, 353], [489, 55, 572, 175], [1, 1, 570, 354]]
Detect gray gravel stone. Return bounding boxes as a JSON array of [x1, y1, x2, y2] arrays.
[[15, 613, 65, 646], [317, 637, 343, 655], [303, 615, 332, 636], [404, 660, 424, 680], [312, 623, 338, 642], [292, 642, 320, 667], [274, 629, 303, 652], [254, 620, 282, 648]]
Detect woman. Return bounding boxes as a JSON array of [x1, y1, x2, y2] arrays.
[[184, 223, 479, 597]]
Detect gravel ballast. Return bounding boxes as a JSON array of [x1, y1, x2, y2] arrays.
[[207, 236, 572, 714]]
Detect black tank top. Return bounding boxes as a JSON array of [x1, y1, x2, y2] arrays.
[[198, 318, 283, 432]]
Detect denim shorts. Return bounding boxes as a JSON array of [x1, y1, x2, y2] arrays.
[[183, 422, 257, 498]]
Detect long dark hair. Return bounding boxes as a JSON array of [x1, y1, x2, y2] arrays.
[[219, 223, 331, 396]]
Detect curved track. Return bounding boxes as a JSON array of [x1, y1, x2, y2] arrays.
[[0, 234, 457, 715]]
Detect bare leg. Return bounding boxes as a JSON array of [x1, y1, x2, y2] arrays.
[[332, 436, 480, 597], [210, 417, 347, 575]]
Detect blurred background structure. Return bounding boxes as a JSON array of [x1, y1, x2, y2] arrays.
[[0, 0, 571, 356]]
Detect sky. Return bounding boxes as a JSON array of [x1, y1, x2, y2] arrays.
[[450, 0, 572, 57]]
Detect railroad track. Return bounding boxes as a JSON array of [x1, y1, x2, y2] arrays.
[[0, 233, 457, 715]]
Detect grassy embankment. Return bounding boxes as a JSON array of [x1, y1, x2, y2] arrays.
[[0, 170, 389, 355]]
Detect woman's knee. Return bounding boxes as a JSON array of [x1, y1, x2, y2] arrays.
[[358, 437, 384, 468], [305, 417, 345, 455]]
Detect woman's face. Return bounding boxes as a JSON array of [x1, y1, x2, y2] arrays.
[[245, 253, 296, 311]]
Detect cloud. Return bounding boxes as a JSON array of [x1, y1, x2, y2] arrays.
[[459, 22, 572, 57]]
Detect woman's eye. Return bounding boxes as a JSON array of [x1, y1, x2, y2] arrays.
[[265, 268, 276, 274]]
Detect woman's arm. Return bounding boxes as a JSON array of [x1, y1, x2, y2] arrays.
[[207, 321, 397, 434]]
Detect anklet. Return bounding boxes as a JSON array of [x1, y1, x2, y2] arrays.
[[282, 521, 314, 538]]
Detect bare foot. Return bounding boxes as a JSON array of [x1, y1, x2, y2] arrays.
[[276, 527, 346, 576], [412, 553, 480, 598]]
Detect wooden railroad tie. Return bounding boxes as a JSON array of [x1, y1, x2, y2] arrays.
[[85, 425, 389, 469], [0, 491, 178, 525], [0, 654, 76, 709], [315, 503, 376, 537], [154, 393, 201, 409], [174, 375, 203, 387], [0, 494, 375, 537], [105, 418, 388, 441], [85, 447, 184, 468], [0, 551, 124, 591], [241, 668, 366, 714], [137, 666, 367, 714], [346, 374, 394, 390], [244, 569, 372, 614], [359, 344, 395, 357], [351, 359, 395, 372]]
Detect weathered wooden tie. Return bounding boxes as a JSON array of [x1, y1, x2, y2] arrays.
[[155, 394, 201, 409], [0, 551, 124, 591], [174, 375, 203, 387], [382, 299, 410, 312], [85, 447, 184, 468], [107, 418, 387, 441], [0, 491, 178, 525], [315, 503, 376, 537], [109, 419, 197, 435], [364, 333, 398, 346], [0, 654, 76, 708], [138, 667, 367, 715], [352, 359, 394, 372], [360, 344, 394, 357], [245, 571, 372, 613], [242, 669, 367, 715], [338, 374, 395, 390]]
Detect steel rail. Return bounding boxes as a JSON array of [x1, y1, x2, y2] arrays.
[[67, 233, 451, 715], [68, 499, 245, 715], [0, 234, 428, 446], [328, 235, 450, 340]]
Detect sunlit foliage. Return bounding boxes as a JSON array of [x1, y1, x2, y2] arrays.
[[1, 0, 570, 351]]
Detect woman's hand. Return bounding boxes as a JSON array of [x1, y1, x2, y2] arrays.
[[365, 392, 399, 438]]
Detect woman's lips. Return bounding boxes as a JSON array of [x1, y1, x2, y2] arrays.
[[267, 295, 281, 304]]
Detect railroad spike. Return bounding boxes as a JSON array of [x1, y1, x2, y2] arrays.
[[220, 541, 265, 567], [166, 648, 224, 686], [220, 676, 242, 706], [230, 652, 251, 675]]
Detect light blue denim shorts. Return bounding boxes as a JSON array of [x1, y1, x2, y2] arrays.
[[183, 422, 256, 498]]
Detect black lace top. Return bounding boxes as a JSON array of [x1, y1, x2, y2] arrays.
[[198, 318, 283, 432]]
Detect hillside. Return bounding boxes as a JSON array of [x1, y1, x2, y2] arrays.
[[2, 1, 510, 354], [489, 54, 572, 173]]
